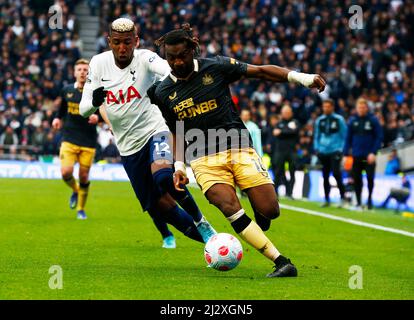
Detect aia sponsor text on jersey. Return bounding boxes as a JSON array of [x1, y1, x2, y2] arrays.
[[106, 86, 142, 105]]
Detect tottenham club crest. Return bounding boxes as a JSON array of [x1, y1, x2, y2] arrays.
[[130, 69, 136, 81], [202, 74, 214, 85]]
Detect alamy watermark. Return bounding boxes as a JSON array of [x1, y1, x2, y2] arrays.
[[49, 265, 63, 289], [348, 265, 363, 289], [48, 4, 63, 30], [349, 5, 364, 30], [151, 122, 257, 166]]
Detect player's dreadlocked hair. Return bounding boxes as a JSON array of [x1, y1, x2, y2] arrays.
[[155, 23, 200, 56]]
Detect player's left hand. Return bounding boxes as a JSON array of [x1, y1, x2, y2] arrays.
[[52, 118, 62, 130], [309, 75, 326, 92], [88, 114, 99, 125], [173, 170, 189, 192]]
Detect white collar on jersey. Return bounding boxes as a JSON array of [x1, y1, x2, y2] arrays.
[[169, 59, 199, 83]]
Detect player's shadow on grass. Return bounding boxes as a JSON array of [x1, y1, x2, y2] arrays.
[[203, 274, 253, 279]]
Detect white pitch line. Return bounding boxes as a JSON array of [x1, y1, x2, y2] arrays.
[[280, 204, 414, 238]]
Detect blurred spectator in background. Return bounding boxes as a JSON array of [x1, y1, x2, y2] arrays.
[[314, 99, 347, 207], [0, 126, 18, 146], [0, 0, 83, 157], [1, 0, 414, 167], [240, 109, 263, 157], [102, 138, 120, 163], [344, 98, 383, 210], [381, 174, 411, 213], [270, 105, 299, 198], [384, 149, 401, 175], [87, 0, 99, 16]]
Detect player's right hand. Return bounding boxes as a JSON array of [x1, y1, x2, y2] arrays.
[[52, 118, 62, 130], [92, 86, 107, 107], [173, 170, 189, 192], [309, 74, 326, 92]]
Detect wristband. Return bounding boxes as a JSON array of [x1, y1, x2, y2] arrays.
[[287, 71, 316, 88], [174, 161, 187, 175]]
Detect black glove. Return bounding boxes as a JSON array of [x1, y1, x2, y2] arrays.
[[147, 81, 161, 105], [92, 86, 107, 107]]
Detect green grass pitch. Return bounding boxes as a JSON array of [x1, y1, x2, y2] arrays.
[[0, 178, 413, 300]]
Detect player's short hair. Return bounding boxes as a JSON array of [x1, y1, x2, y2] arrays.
[[269, 114, 279, 121], [356, 97, 368, 106], [109, 17, 136, 35], [322, 98, 335, 106], [75, 58, 89, 66], [281, 104, 292, 111], [155, 23, 199, 53]]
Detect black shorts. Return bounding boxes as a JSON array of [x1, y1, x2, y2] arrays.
[[121, 132, 174, 211]]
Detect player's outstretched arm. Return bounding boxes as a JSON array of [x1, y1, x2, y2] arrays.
[[246, 64, 326, 92]]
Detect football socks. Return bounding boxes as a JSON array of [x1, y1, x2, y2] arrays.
[[228, 209, 281, 262]]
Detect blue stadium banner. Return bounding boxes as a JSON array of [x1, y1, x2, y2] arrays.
[[0, 160, 129, 181]]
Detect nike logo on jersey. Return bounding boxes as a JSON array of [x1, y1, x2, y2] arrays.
[[101, 78, 110, 82]]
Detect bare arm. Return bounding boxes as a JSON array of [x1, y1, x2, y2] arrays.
[[52, 95, 65, 130], [246, 64, 326, 92], [99, 105, 111, 128], [246, 64, 290, 82]]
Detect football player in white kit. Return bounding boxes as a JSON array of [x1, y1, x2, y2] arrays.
[[80, 18, 216, 247]]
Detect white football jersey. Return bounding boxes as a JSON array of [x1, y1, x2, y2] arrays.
[[80, 49, 170, 156]]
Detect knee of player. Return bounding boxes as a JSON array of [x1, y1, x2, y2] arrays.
[[153, 168, 174, 189], [78, 172, 89, 183], [155, 194, 176, 212], [263, 201, 280, 220], [61, 171, 73, 181], [208, 197, 238, 216]]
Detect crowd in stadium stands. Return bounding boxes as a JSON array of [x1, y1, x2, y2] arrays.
[[1, 0, 414, 170]]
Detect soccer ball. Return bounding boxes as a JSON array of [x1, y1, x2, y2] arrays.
[[204, 233, 243, 271]]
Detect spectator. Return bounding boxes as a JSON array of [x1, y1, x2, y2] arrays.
[[313, 99, 347, 207], [386, 64, 403, 84], [102, 138, 120, 163], [344, 98, 383, 210], [87, 0, 100, 16], [2, 0, 414, 165], [271, 105, 299, 198], [384, 149, 401, 175], [0, 126, 18, 145], [240, 109, 263, 157], [0, 0, 81, 159], [381, 174, 411, 213]]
